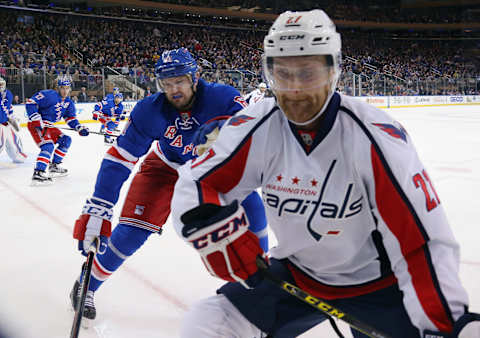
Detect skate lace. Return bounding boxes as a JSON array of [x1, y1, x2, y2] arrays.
[[77, 286, 95, 308], [84, 291, 95, 308]]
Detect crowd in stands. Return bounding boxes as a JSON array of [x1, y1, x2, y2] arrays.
[[0, 7, 478, 102], [148, 0, 479, 23]]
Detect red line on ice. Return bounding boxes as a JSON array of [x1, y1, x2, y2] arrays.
[[0, 178, 188, 311]]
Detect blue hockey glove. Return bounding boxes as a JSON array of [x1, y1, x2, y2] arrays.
[[76, 124, 89, 136], [192, 117, 229, 147]]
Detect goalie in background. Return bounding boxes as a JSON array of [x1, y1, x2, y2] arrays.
[[0, 76, 27, 164]]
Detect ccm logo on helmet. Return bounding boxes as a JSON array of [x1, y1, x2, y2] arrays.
[[279, 35, 305, 40]]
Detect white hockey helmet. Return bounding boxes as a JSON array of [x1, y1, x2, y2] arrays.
[[258, 82, 267, 89], [262, 9, 342, 93], [0, 77, 6, 92]]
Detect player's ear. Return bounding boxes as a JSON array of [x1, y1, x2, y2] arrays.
[[193, 71, 200, 90]]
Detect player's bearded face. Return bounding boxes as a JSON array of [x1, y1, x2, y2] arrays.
[[59, 86, 71, 98], [161, 75, 196, 110], [266, 56, 332, 126]]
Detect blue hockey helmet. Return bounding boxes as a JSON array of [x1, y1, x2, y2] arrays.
[[57, 74, 72, 87], [155, 48, 198, 83], [114, 92, 123, 100]]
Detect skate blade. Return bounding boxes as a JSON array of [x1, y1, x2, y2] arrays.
[[81, 317, 94, 329], [49, 172, 69, 178], [30, 179, 54, 186]]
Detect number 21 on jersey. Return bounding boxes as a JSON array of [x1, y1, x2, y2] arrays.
[[412, 169, 440, 212]]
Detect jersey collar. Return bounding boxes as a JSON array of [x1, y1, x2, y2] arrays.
[[288, 92, 340, 156]]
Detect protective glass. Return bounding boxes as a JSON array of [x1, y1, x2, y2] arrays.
[[262, 55, 334, 92]]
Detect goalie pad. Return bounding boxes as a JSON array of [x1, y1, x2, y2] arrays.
[[0, 123, 27, 163]]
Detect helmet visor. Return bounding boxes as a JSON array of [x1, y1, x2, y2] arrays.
[[263, 55, 334, 92]]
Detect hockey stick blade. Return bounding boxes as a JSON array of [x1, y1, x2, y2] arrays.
[[70, 238, 99, 338], [255, 256, 391, 338]]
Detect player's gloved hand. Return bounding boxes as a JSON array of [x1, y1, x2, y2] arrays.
[[192, 117, 229, 147], [181, 200, 267, 289], [76, 124, 89, 136], [423, 312, 480, 338], [119, 114, 126, 121], [192, 116, 230, 156], [73, 198, 113, 256], [7, 116, 20, 132], [92, 112, 99, 121]]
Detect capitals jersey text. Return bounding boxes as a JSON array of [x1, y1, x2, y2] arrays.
[[172, 93, 469, 335]]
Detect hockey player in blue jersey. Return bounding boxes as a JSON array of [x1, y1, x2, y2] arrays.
[[0, 76, 27, 163], [26, 75, 90, 185], [70, 48, 268, 321], [93, 92, 125, 144], [104, 87, 120, 102]]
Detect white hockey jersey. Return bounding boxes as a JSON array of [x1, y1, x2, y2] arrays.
[[171, 92, 469, 334], [244, 89, 265, 105]]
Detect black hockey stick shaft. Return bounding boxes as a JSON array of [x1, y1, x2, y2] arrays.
[[57, 126, 119, 137], [70, 238, 99, 338], [255, 257, 392, 338]]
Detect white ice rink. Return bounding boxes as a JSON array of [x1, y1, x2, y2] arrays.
[[1, 104, 479, 338]]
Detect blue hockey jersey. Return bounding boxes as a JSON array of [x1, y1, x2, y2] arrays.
[[93, 79, 248, 205], [0, 89, 13, 124], [94, 99, 124, 118], [25, 89, 80, 129]]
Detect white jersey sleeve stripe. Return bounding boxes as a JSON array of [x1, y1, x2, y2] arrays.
[[342, 105, 456, 332], [370, 144, 454, 332]]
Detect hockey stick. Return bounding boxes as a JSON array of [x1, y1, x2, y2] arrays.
[[57, 126, 120, 137], [255, 257, 392, 338], [70, 238, 99, 338]]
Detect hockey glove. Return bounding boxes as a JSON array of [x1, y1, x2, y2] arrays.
[[76, 124, 89, 136], [423, 312, 480, 338], [192, 116, 229, 155], [119, 114, 126, 121], [181, 200, 267, 289], [73, 198, 113, 256], [7, 116, 20, 132], [92, 111, 100, 121]]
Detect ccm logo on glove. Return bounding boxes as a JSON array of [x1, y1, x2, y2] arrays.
[[187, 212, 249, 249]]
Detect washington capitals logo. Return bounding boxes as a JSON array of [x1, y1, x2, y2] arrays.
[[372, 123, 408, 143], [228, 115, 254, 126]]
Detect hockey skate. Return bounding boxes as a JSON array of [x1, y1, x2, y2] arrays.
[[31, 170, 54, 186], [104, 135, 114, 144], [49, 162, 68, 177], [70, 279, 96, 325]]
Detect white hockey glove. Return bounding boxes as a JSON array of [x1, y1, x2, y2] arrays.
[[73, 198, 113, 256], [7, 116, 20, 132]]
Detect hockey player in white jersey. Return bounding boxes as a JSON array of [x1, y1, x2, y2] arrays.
[[0, 76, 27, 164], [171, 9, 480, 338], [244, 82, 267, 105]]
